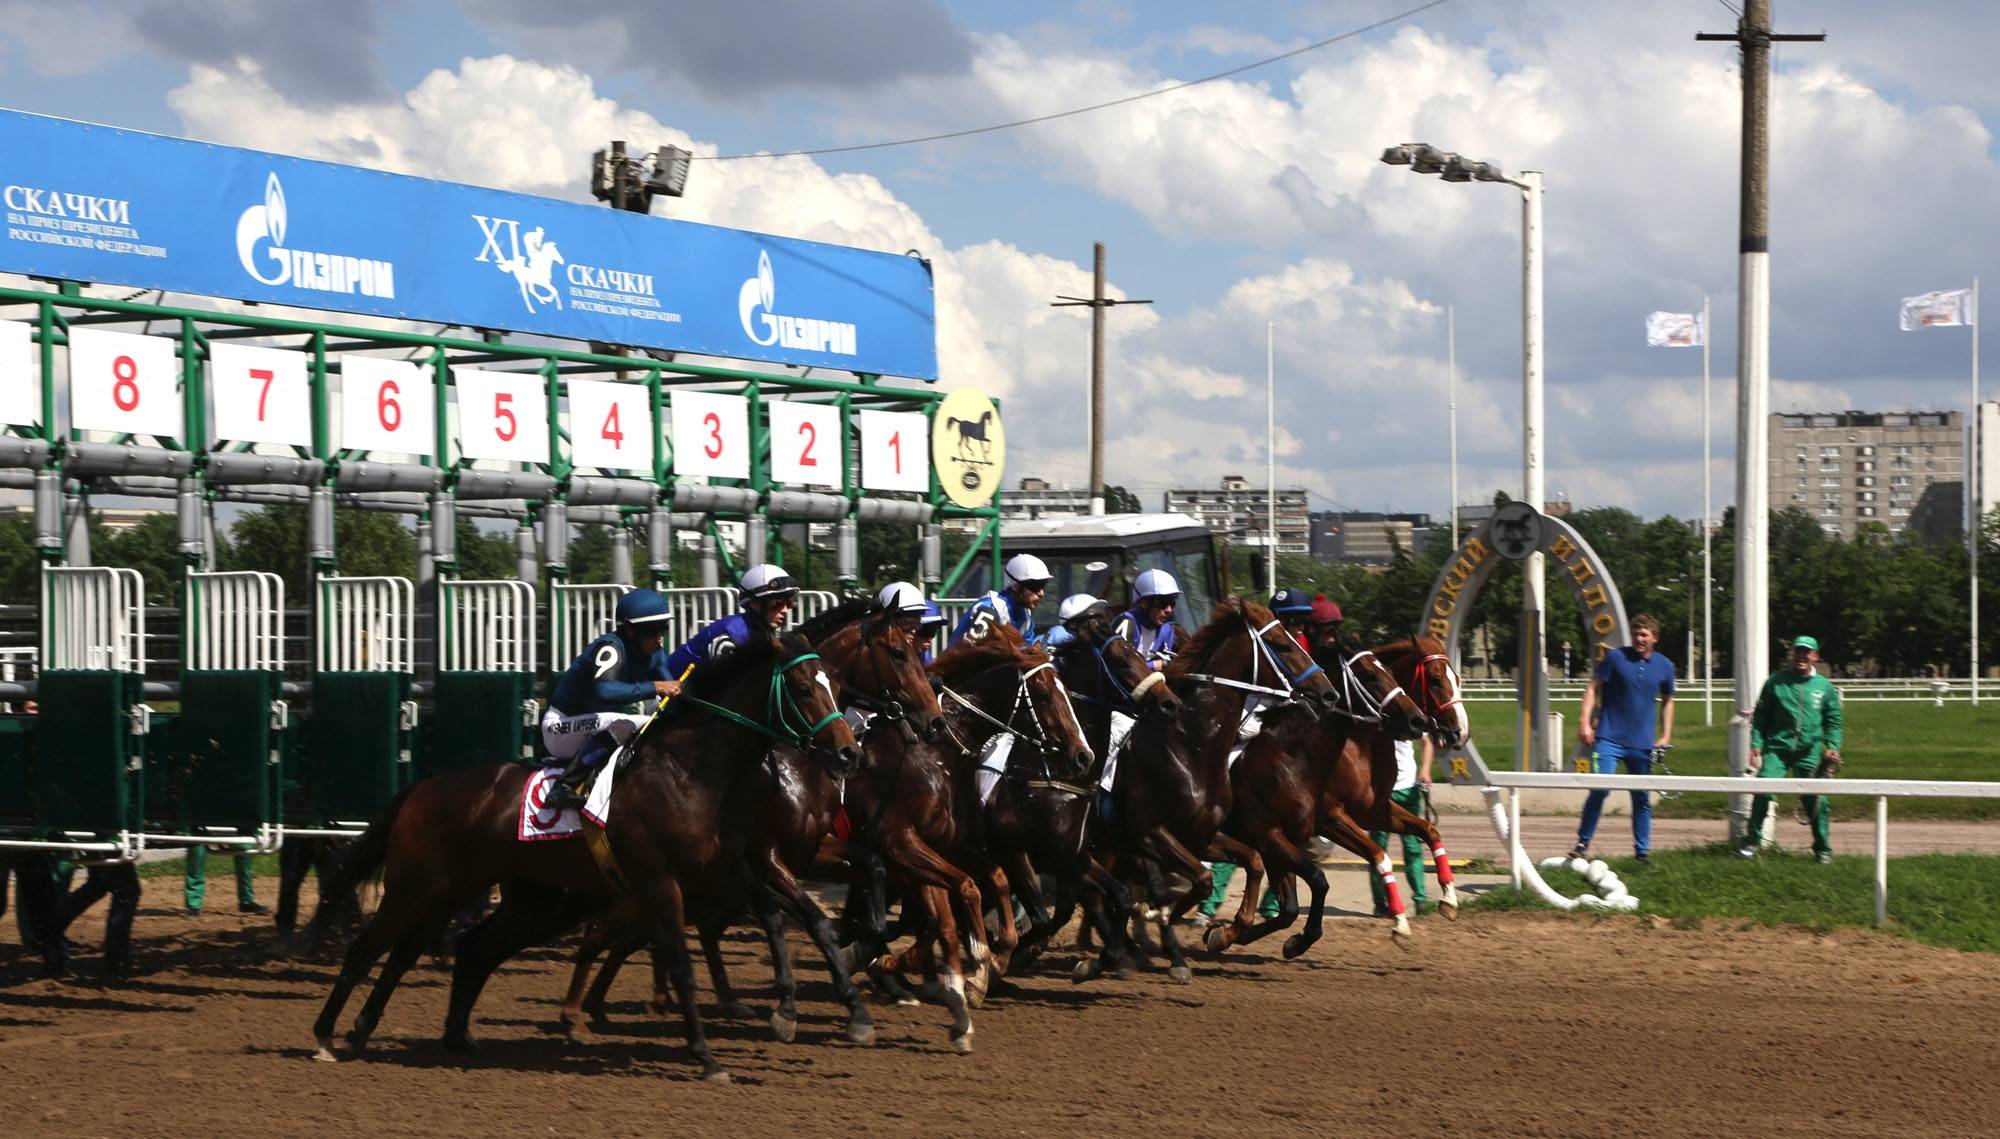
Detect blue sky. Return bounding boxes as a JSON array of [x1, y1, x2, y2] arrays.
[[3, 1, 1998, 518]]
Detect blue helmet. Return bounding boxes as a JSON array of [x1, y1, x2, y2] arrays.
[[1269, 587, 1313, 616], [615, 589, 671, 628]]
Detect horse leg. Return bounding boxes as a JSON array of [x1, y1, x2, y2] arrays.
[[950, 845, 1013, 983], [751, 889, 803, 1043], [757, 848, 876, 1046], [912, 884, 974, 1053], [837, 845, 890, 959], [701, 916, 756, 1021], [312, 881, 437, 1061], [997, 847, 1049, 977], [559, 919, 618, 1041], [876, 831, 991, 1001], [1069, 860, 1133, 983], [629, 873, 728, 1082], [1322, 808, 1411, 944], [346, 922, 437, 1054], [579, 924, 650, 1029], [1135, 829, 1210, 984], [443, 884, 603, 1053], [1386, 800, 1458, 917], [1199, 832, 1267, 953]]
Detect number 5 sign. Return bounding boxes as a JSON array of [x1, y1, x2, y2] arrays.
[[453, 367, 549, 463], [339, 354, 433, 457], [859, 409, 930, 492], [767, 400, 841, 489], [567, 379, 652, 472], [669, 390, 748, 479], [69, 327, 183, 439]]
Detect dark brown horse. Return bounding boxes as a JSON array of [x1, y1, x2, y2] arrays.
[[1100, 597, 1336, 982], [304, 630, 858, 1082]]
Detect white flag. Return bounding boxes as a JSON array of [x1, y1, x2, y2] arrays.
[[1645, 311, 1705, 348], [1900, 288, 1976, 331]]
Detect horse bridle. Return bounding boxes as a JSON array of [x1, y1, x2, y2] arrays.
[[1058, 636, 1169, 716], [841, 615, 921, 731], [673, 649, 848, 754], [1183, 616, 1325, 703], [1413, 652, 1466, 740], [941, 658, 1082, 765]]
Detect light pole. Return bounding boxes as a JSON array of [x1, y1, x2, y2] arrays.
[[1383, 143, 1548, 769]]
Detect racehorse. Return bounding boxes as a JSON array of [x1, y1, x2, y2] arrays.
[[1098, 597, 1335, 982], [304, 630, 858, 1082]]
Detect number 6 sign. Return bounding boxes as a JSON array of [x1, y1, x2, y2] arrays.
[[766, 400, 841, 489], [452, 367, 549, 463], [69, 327, 183, 438], [339, 354, 433, 457], [669, 389, 748, 479], [567, 378, 652, 472]]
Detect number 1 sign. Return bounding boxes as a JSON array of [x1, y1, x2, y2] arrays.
[[339, 354, 433, 457], [669, 390, 748, 479], [859, 409, 930, 492], [766, 400, 841, 489], [210, 343, 311, 447], [0, 320, 37, 428], [69, 327, 183, 439], [567, 379, 652, 472], [453, 367, 549, 463]]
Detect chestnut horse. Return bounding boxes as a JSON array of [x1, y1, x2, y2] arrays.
[[304, 631, 859, 1082]]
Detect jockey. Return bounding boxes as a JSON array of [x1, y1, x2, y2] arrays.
[[666, 563, 799, 677], [876, 581, 931, 650], [1044, 593, 1108, 650], [1305, 594, 1344, 655], [950, 552, 1050, 646], [1269, 587, 1315, 649], [1112, 568, 1183, 668], [541, 588, 681, 810]]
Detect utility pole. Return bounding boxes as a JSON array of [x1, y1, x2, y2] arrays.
[[1698, 1, 1823, 843], [1054, 243, 1150, 514]]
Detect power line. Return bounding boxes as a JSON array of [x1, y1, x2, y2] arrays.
[[695, 0, 1457, 162]]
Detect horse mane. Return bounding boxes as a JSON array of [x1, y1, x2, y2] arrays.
[[796, 595, 874, 645], [928, 622, 1027, 681], [1163, 596, 1275, 680]]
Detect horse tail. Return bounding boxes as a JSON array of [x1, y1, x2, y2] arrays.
[[290, 783, 417, 955]]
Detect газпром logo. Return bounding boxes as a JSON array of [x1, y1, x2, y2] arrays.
[[235, 173, 395, 298], [738, 249, 856, 356]]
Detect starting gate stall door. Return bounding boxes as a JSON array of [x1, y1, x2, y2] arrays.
[[665, 587, 737, 642], [30, 567, 148, 855], [309, 576, 416, 830], [171, 571, 286, 852], [550, 583, 631, 682], [429, 579, 538, 774], [791, 590, 841, 627], [932, 597, 980, 656]]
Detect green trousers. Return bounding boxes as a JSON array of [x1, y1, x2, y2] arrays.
[[1747, 751, 1832, 857], [1201, 862, 1282, 918], [184, 848, 257, 911], [1368, 785, 1430, 910]]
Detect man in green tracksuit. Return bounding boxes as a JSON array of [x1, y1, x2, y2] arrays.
[[1743, 634, 1843, 863]]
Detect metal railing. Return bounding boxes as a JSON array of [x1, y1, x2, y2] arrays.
[[439, 579, 536, 674], [42, 566, 146, 673], [791, 589, 841, 625], [550, 583, 631, 672], [1460, 677, 1987, 704], [664, 586, 737, 639], [315, 575, 415, 672], [185, 571, 286, 671]]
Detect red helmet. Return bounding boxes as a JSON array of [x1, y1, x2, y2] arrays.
[[1308, 594, 1343, 625]]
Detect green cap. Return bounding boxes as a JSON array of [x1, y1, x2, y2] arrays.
[[1792, 635, 1820, 652]]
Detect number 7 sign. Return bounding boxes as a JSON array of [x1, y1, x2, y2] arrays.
[[453, 367, 549, 463], [210, 343, 310, 447], [767, 400, 841, 489], [567, 379, 652, 472], [859, 409, 929, 491]]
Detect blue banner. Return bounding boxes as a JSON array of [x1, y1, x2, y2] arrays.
[[0, 109, 938, 380]]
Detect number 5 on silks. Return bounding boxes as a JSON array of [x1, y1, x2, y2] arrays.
[[339, 354, 433, 457]]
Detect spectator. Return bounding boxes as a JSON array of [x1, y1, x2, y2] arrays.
[[185, 847, 265, 916], [58, 862, 140, 979], [1742, 634, 1843, 864], [1569, 613, 1676, 866], [1369, 737, 1434, 916]]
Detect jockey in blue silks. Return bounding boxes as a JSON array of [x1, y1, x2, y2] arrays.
[[541, 588, 680, 810], [949, 552, 1050, 647], [1112, 568, 1184, 669], [665, 562, 800, 678]]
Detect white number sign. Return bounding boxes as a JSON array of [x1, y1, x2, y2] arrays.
[[69, 327, 182, 438], [338, 354, 433, 457], [453, 367, 549, 463], [859, 409, 930, 492], [669, 390, 748, 479], [0, 320, 37, 428], [210, 343, 311, 447], [767, 400, 842, 489], [566, 379, 652, 472]]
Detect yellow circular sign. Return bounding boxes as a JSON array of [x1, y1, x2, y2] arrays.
[[931, 387, 1006, 509]]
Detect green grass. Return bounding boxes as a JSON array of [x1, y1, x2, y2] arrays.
[[1469, 845, 2000, 954], [1462, 697, 2000, 819], [134, 853, 281, 879]]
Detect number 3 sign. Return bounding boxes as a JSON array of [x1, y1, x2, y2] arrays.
[[669, 390, 748, 479], [339, 354, 433, 457], [453, 367, 549, 463], [69, 327, 183, 439], [766, 400, 841, 489]]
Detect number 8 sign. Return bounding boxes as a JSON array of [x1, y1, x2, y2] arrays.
[[339, 354, 433, 457], [767, 400, 841, 489], [69, 328, 183, 439]]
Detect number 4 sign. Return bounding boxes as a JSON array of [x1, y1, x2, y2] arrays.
[[766, 400, 841, 489], [859, 409, 929, 492], [453, 367, 549, 463], [69, 327, 183, 439], [669, 390, 748, 479], [567, 379, 652, 472], [338, 354, 433, 457]]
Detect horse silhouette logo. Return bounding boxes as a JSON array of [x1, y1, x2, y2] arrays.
[[1490, 501, 1544, 562], [497, 226, 565, 313], [946, 410, 995, 464]]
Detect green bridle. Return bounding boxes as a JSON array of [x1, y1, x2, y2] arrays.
[[673, 650, 846, 750]]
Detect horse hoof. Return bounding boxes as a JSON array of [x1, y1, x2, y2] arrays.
[[440, 1032, 479, 1055], [769, 1012, 798, 1043], [950, 1030, 975, 1055], [1203, 925, 1230, 954], [1282, 933, 1310, 960], [312, 1040, 338, 1063], [1439, 900, 1460, 920], [1114, 954, 1139, 981], [1168, 964, 1193, 985], [845, 1017, 876, 1046], [1071, 958, 1102, 984], [344, 1031, 371, 1055], [701, 1067, 734, 1085], [964, 970, 989, 1010], [717, 1001, 756, 1020], [562, 1019, 593, 1043]]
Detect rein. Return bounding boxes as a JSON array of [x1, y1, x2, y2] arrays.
[[672, 651, 844, 749], [1183, 617, 1323, 702]]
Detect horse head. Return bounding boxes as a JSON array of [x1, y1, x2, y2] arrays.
[[1057, 608, 1181, 720], [1385, 635, 1469, 751], [805, 598, 948, 743], [1016, 644, 1093, 780], [1317, 629, 1430, 739], [1169, 597, 1335, 716], [767, 630, 863, 777]]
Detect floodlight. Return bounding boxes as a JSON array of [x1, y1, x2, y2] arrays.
[[1379, 144, 1416, 166], [648, 145, 691, 198], [1441, 155, 1478, 182], [1410, 145, 1450, 174]]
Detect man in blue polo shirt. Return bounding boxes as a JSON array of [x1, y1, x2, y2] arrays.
[[1569, 613, 1676, 865]]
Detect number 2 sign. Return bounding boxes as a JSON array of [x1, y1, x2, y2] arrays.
[[859, 409, 930, 492], [669, 390, 748, 479], [452, 367, 549, 463], [338, 354, 433, 457], [567, 379, 652, 472], [766, 400, 841, 489], [69, 327, 183, 439], [210, 343, 311, 447]]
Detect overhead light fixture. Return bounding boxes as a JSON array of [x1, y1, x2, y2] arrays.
[[1472, 160, 1510, 183], [1379, 144, 1416, 166], [1410, 144, 1450, 174], [1441, 155, 1477, 182], [648, 145, 691, 198]]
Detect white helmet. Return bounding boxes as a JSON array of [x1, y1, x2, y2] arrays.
[[1058, 593, 1107, 622], [1003, 553, 1051, 588], [740, 563, 800, 602], [1133, 568, 1181, 602], [875, 581, 928, 615]]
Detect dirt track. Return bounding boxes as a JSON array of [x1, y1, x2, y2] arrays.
[[5, 879, 1999, 1138]]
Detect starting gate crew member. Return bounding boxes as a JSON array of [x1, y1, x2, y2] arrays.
[[1112, 569, 1183, 668], [951, 553, 1050, 646], [1570, 613, 1676, 866], [667, 563, 800, 676], [1368, 737, 1435, 917], [541, 589, 681, 811], [1743, 634, 1844, 864]]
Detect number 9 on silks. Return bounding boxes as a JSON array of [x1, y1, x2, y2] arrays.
[[539, 589, 681, 812]]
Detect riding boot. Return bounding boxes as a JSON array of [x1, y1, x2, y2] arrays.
[[545, 733, 616, 811]]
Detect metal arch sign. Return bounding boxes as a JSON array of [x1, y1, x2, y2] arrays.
[[1419, 507, 1631, 785], [931, 387, 1004, 508], [0, 109, 938, 380]]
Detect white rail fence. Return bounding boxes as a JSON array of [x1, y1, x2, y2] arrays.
[[315, 575, 414, 672], [1480, 771, 2000, 926], [439, 579, 537, 674], [42, 566, 146, 672], [1460, 677, 1982, 704], [185, 571, 285, 672]]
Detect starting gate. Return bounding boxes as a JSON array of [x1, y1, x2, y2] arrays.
[[308, 575, 416, 830], [33, 566, 148, 855], [170, 571, 287, 852], [430, 579, 539, 772], [550, 583, 632, 679]]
